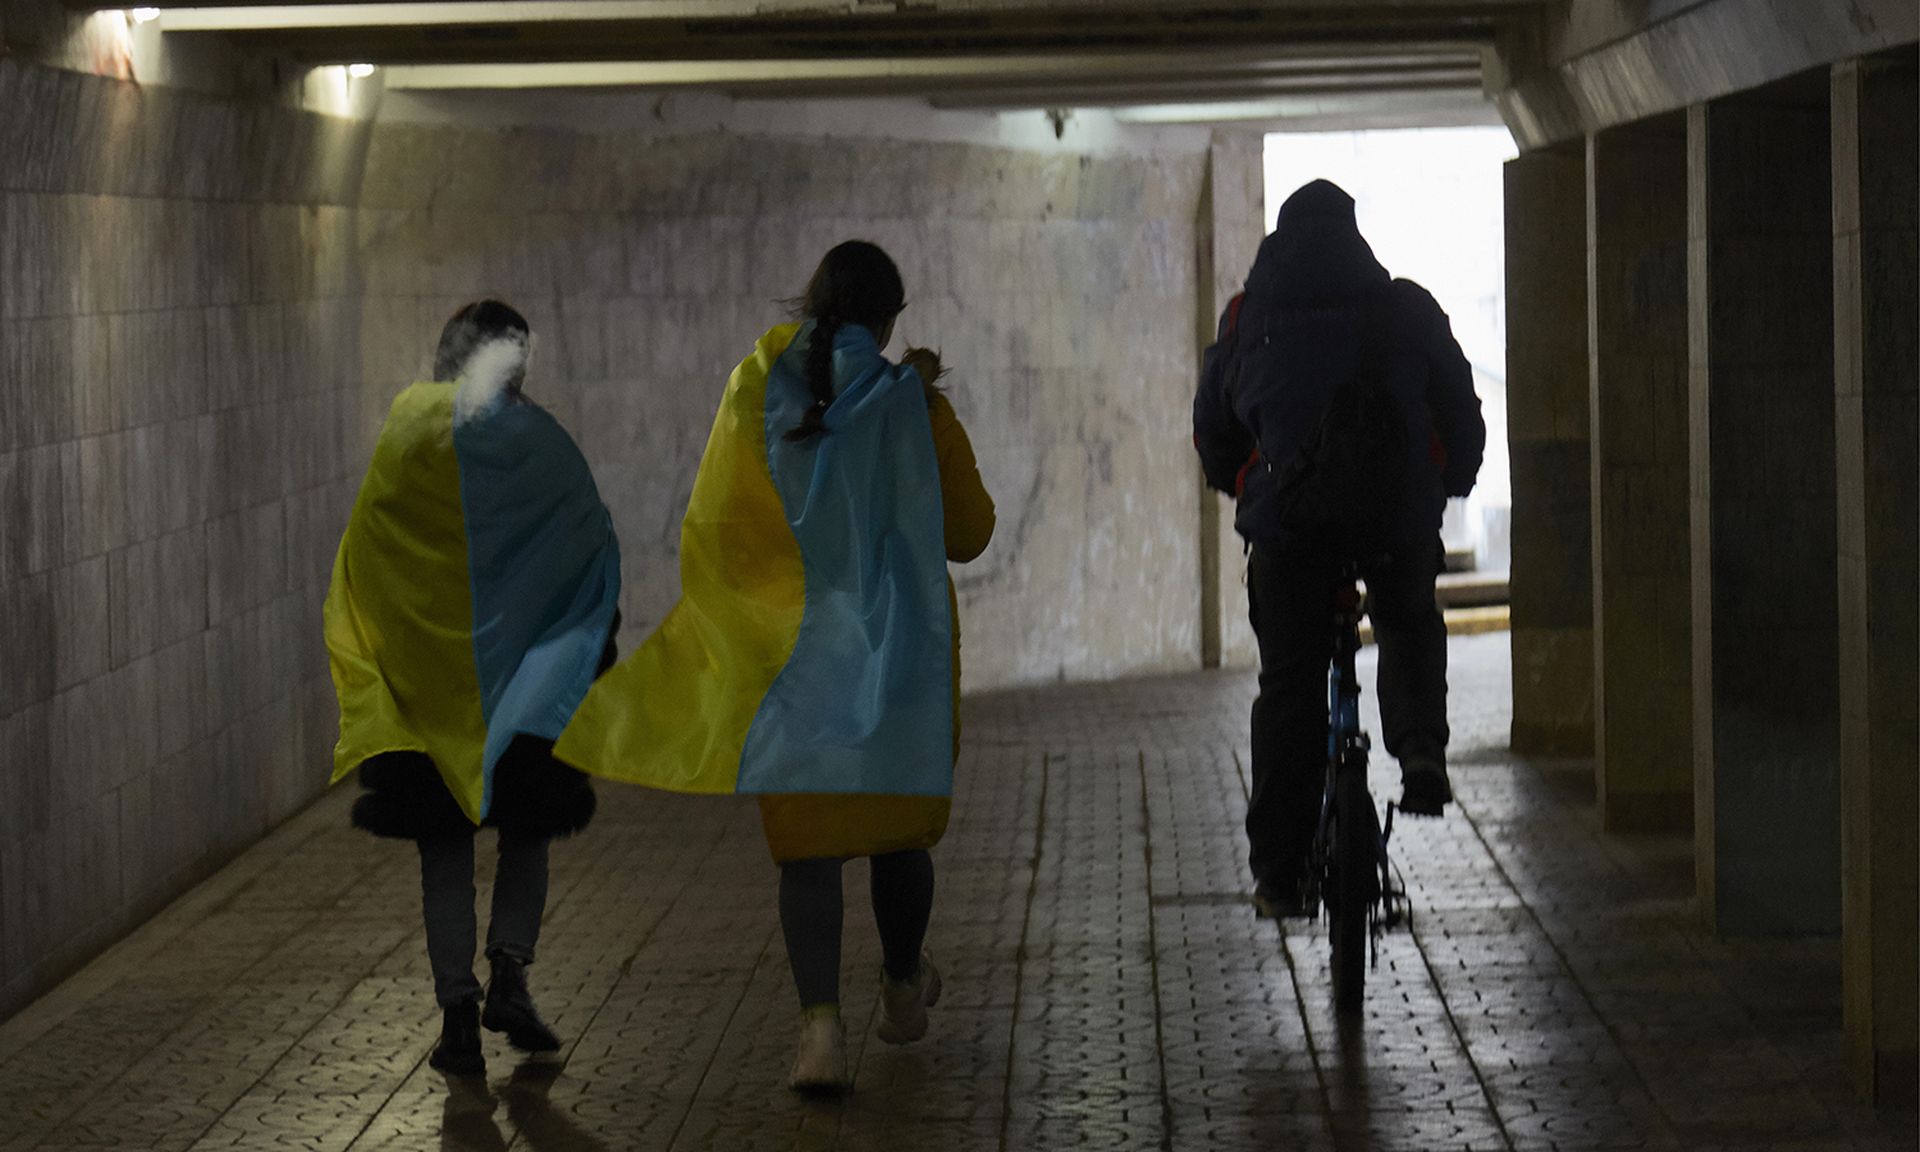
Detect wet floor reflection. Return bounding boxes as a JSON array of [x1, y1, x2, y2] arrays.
[[438, 1063, 611, 1152]]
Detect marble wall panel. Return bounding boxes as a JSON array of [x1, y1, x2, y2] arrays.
[[350, 124, 1206, 691]]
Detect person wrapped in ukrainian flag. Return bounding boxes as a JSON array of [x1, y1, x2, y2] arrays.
[[324, 300, 621, 1076], [557, 241, 995, 1092]]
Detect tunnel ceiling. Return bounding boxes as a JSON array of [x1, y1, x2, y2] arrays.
[[73, 0, 1545, 125]]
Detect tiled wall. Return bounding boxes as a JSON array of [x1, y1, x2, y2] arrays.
[[0, 59, 374, 1018], [0, 60, 1211, 1020]]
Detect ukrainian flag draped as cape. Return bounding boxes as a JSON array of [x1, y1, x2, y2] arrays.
[[325, 382, 621, 824], [556, 321, 953, 798]]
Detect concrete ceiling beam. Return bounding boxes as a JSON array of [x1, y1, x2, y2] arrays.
[[922, 74, 1484, 110], [75, 0, 1539, 22], [1106, 87, 1498, 124], [376, 52, 1483, 94], [112, 5, 1509, 66], [763, 66, 1487, 104], [1496, 0, 1916, 148]]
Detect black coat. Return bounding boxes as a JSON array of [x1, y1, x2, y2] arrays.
[[1193, 179, 1486, 548], [349, 614, 619, 842]]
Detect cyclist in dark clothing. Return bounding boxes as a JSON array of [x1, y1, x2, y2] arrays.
[[1193, 179, 1486, 918]]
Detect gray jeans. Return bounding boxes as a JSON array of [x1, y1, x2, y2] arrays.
[[418, 832, 550, 1007]]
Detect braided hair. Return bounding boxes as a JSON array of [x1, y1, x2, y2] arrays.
[[784, 241, 905, 443]]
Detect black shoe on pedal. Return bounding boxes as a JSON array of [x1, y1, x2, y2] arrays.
[[1399, 760, 1452, 817], [430, 999, 486, 1076], [1251, 878, 1313, 920], [483, 958, 562, 1054]]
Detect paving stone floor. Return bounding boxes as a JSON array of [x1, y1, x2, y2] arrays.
[[0, 634, 1913, 1151]]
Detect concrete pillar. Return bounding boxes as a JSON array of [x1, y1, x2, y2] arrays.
[[1505, 144, 1593, 757], [1688, 79, 1841, 935], [1196, 131, 1263, 671], [1832, 52, 1918, 1106], [1587, 117, 1694, 832]]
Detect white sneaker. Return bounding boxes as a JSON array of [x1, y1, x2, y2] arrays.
[[876, 952, 943, 1045], [787, 1007, 849, 1092]]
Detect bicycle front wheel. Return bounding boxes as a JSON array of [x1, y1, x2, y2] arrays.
[[1329, 760, 1374, 1014]]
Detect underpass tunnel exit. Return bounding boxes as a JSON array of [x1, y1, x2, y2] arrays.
[[1266, 127, 1518, 577], [1200, 124, 1519, 670], [0, 0, 1916, 1143]]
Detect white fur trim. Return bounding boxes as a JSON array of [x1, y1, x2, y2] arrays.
[[453, 336, 531, 424]]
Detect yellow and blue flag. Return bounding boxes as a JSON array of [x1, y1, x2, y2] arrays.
[[325, 381, 621, 824], [556, 321, 953, 799]]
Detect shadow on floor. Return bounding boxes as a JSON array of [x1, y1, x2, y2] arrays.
[[441, 1063, 611, 1152]]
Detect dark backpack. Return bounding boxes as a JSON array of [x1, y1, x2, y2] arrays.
[[1265, 290, 1406, 558]]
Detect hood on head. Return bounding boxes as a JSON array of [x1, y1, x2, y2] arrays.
[[1254, 178, 1388, 305], [1275, 178, 1358, 231]]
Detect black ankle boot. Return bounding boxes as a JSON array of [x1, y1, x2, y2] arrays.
[[1399, 759, 1453, 817], [483, 957, 561, 1053], [430, 998, 486, 1075]]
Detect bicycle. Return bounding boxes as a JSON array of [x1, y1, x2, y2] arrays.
[[1299, 565, 1406, 1014]]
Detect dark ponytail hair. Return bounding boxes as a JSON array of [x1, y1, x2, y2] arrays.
[[435, 299, 531, 385], [784, 241, 905, 442]]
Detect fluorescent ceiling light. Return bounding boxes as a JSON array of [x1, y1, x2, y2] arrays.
[[130, 7, 161, 22], [348, 62, 376, 78]]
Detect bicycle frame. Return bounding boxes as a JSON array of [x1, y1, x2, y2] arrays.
[[1306, 570, 1404, 1010], [1307, 584, 1372, 891]]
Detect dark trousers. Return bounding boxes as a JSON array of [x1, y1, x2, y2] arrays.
[[418, 831, 551, 1007], [1245, 539, 1449, 886], [779, 850, 935, 1009]]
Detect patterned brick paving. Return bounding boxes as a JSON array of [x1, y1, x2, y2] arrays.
[[0, 635, 1911, 1150]]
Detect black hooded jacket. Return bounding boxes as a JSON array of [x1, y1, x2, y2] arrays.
[[1193, 180, 1485, 549]]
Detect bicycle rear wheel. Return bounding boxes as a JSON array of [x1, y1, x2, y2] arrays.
[[1329, 759, 1374, 1014]]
